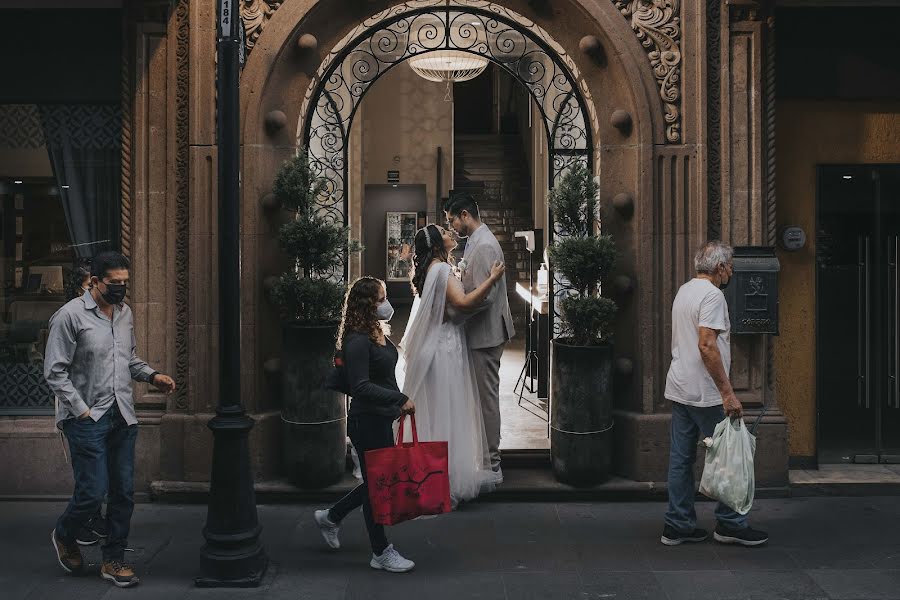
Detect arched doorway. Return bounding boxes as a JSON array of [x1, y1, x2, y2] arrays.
[[298, 1, 596, 234], [296, 2, 600, 449], [237, 0, 669, 478]]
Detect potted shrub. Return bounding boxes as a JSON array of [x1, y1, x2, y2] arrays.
[[547, 162, 618, 485], [269, 149, 360, 488]]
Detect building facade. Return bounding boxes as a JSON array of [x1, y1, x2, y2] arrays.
[[1, 0, 897, 496]]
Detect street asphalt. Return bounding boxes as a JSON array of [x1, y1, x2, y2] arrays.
[[3, 496, 900, 599]]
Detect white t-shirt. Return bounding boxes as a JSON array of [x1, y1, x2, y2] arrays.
[[664, 278, 731, 407]]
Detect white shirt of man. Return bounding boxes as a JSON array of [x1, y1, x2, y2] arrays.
[[664, 278, 731, 407]]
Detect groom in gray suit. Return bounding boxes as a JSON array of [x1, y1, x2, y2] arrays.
[[445, 193, 515, 481]]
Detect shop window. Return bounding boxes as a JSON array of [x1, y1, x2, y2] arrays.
[[0, 104, 121, 414]]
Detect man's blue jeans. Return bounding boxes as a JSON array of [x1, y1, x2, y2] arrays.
[[56, 403, 138, 560], [665, 401, 746, 532]]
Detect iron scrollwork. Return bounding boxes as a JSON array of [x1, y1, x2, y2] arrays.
[[299, 1, 595, 331]]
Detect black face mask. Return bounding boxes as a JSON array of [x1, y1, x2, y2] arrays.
[[718, 264, 732, 291], [100, 282, 127, 305]]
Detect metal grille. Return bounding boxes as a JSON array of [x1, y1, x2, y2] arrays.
[[299, 1, 595, 329], [0, 362, 54, 415]]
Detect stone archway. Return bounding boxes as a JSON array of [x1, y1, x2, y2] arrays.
[[236, 0, 675, 480], [297, 1, 599, 232], [297, 1, 606, 333]]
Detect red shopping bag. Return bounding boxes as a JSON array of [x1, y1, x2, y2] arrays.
[[365, 415, 451, 525]]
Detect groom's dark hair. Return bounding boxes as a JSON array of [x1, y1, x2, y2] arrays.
[[445, 192, 480, 220]]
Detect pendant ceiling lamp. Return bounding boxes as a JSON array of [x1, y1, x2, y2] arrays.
[[408, 50, 488, 83], [408, 50, 489, 100]]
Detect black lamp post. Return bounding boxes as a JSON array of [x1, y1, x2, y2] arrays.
[[195, 0, 268, 587]]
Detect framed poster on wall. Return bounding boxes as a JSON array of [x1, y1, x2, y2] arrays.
[[386, 211, 417, 281]]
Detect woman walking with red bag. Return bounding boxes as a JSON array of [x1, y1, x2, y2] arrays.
[[313, 277, 417, 573]]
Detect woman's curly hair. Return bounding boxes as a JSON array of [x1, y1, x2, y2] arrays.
[[65, 258, 92, 302], [410, 224, 449, 297], [337, 276, 386, 350]]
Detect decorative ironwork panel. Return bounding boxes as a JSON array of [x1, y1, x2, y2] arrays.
[[299, 1, 595, 337], [0, 362, 54, 415], [0, 104, 122, 150]]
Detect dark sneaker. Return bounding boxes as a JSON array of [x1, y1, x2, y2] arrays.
[[714, 523, 769, 547], [101, 560, 140, 588], [89, 516, 109, 538], [660, 524, 709, 546], [51, 529, 84, 574], [76, 526, 101, 546]]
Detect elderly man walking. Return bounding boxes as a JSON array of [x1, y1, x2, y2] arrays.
[[661, 241, 768, 547], [45, 251, 176, 587]]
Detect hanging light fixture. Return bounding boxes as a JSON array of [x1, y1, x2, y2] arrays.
[[408, 50, 489, 101]]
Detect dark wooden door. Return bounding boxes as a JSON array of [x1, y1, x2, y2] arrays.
[[362, 184, 427, 304]]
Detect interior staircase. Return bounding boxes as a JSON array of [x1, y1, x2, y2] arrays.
[[453, 134, 534, 335]]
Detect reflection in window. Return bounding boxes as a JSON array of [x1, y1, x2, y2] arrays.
[[0, 104, 121, 414], [386, 212, 417, 282]]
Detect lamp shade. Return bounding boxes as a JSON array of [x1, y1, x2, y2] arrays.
[[407, 50, 489, 83]]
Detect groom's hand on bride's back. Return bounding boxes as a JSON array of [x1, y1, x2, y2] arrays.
[[401, 398, 416, 415]]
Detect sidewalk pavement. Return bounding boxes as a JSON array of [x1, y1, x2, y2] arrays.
[[3, 496, 900, 599]]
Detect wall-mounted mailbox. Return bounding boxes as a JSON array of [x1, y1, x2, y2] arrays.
[[725, 246, 780, 335]]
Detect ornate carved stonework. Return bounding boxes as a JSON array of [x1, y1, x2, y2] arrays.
[[121, 22, 133, 268], [613, 0, 682, 143], [764, 16, 776, 397], [241, 0, 281, 54], [729, 1, 762, 23], [707, 0, 722, 239], [174, 0, 190, 410], [765, 20, 775, 246]]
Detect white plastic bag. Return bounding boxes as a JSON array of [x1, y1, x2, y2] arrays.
[[699, 417, 757, 515]]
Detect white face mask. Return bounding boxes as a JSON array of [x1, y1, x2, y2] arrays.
[[376, 298, 395, 322]]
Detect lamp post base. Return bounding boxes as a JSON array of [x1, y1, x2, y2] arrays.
[[195, 414, 268, 588], [196, 542, 268, 588]]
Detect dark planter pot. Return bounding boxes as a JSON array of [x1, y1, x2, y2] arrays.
[[550, 339, 614, 486], [281, 323, 346, 488]]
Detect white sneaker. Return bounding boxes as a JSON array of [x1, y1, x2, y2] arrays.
[[370, 544, 415, 573], [314, 509, 341, 549]]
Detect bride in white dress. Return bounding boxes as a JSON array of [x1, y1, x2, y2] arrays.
[[398, 223, 506, 505]]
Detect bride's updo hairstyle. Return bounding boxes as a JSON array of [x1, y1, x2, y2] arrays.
[[411, 224, 448, 297]]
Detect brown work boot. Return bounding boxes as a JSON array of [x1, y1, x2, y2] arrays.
[[101, 560, 140, 588], [51, 529, 84, 574]]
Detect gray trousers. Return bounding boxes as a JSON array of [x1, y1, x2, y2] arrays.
[[471, 343, 505, 471]]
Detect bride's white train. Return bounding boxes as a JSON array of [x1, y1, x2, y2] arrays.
[[398, 258, 497, 506]]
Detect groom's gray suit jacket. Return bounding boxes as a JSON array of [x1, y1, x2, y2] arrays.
[[460, 224, 515, 349]]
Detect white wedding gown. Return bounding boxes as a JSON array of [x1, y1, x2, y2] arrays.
[[397, 262, 495, 504]]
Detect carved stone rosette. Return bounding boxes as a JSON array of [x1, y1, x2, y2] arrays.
[[613, 0, 682, 143], [241, 0, 281, 54]]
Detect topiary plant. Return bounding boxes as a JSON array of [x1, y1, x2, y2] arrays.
[[547, 162, 618, 346], [269, 148, 361, 324]]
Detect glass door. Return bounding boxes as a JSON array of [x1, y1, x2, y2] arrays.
[[385, 212, 417, 282], [817, 165, 900, 463]]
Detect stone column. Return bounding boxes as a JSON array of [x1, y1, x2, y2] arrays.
[[719, 0, 787, 486]]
